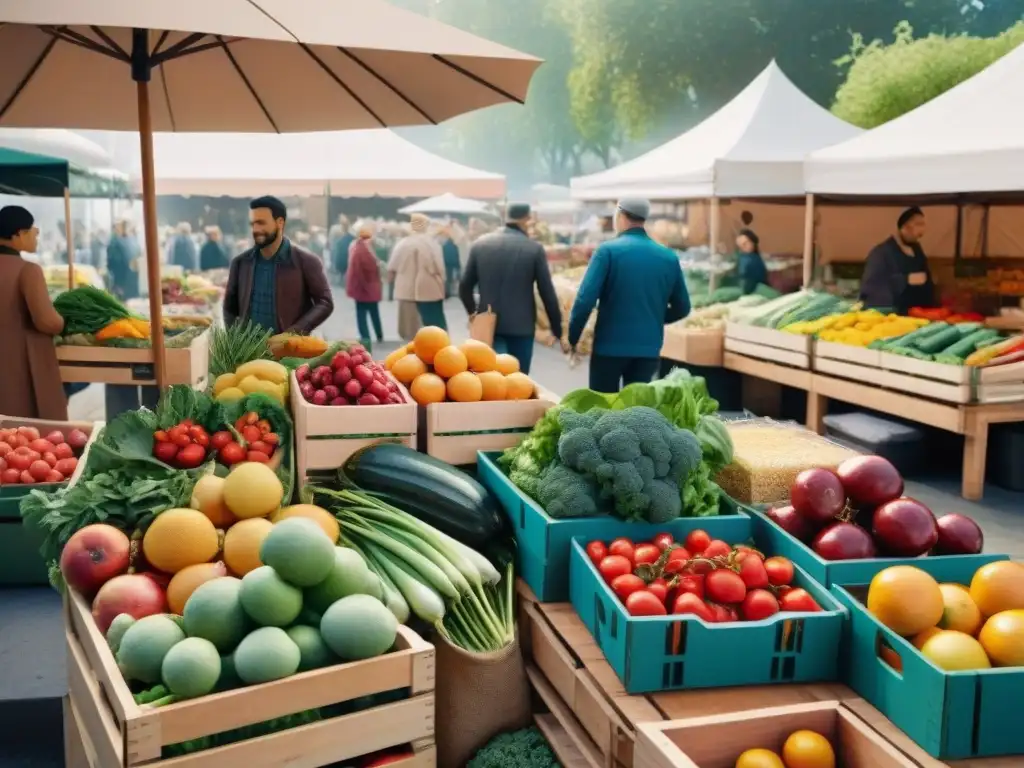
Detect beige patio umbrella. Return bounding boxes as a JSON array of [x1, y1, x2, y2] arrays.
[[0, 0, 541, 387]]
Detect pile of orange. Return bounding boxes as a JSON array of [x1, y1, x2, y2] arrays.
[[384, 326, 536, 406]]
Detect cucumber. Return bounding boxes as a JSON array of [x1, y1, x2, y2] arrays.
[[341, 442, 508, 549], [882, 322, 948, 351], [915, 326, 963, 355], [942, 329, 1003, 359]]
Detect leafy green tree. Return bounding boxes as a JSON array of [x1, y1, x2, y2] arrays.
[[831, 21, 1024, 127]]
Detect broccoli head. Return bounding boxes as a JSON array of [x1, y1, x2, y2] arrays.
[[468, 727, 560, 768], [536, 462, 603, 518]]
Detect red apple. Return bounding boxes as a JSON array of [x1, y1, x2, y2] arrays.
[[91, 574, 167, 634], [60, 524, 131, 595]]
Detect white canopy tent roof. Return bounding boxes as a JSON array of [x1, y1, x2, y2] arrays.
[[398, 192, 496, 216], [0, 128, 113, 168], [805, 43, 1024, 196], [145, 130, 505, 199], [570, 61, 862, 201]]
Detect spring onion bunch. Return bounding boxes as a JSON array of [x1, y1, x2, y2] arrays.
[[312, 487, 515, 653]]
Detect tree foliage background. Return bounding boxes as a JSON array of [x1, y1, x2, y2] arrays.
[[389, 0, 1023, 193]]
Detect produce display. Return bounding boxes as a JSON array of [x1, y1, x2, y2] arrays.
[[156, 411, 283, 469], [296, 344, 406, 407], [536, 273, 595, 355], [783, 309, 927, 347], [386, 326, 535, 405], [213, 358, 290, 406], [585, 530, 819, 619], [734, 728, 836, 768], [467, 727, 558, 767], [670, 286, 780, 331], [162, 274, 223, 307], [728, 290, 854, 329], [0, 425, 89, 485], [44, 263, 102, 291], [766, 455, 984, 561], [867, 561, 1024, 671]]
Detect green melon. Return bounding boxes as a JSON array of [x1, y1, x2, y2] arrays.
[[117, 615, 185, 684], [161, 637, 221, 699], [217, 652, 240, 690], [234, 627, 301, 684], [303, 547, 375, 613], [240, 566, 303, 627], [260, 518, 335, 587], [286, 625, 337, 671], [183, 577, 248, 653], [106, 613, 136, 654], [320, 595, 398, 661]]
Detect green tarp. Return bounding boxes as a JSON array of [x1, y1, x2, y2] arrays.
[[0, 146, 130, 199]]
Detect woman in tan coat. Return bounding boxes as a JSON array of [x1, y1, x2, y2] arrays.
[[387, 214, 447, 340], [0, 206, 67, 420]]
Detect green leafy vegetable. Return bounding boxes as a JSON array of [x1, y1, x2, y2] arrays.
[[53, 286, 133, 335], [468, 726, 559, 768]]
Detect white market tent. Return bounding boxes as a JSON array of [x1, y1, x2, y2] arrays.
[[0, 128, 112, 169], [146, 130, 505, 199], [805, 43, 1024, 195], [570, 60, 862, 201], [398, 192, 496, 216]]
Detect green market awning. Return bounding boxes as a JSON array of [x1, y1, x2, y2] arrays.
[[0, 146, 130, 198]]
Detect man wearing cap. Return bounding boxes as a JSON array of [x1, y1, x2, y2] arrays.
[[460, 203, 563, 374], [568, 198, 690, 393], [861, 207, 936, 315]]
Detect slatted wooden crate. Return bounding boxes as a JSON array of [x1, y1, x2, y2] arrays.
[[725, 323, 811, 369], [660, 327, 724, 367], [57, 331, 210, 388]]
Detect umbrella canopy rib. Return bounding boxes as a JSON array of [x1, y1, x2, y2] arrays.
[[337, 48, 436, 124]]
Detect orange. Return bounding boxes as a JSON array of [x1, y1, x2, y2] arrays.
[[920, 630, 991, 670], [969, 561, 1024, 617], [867, 566, 944, 637], [460, 339, 497, 372], [410, 373, 447, 405], [478, 370, 508, 401], [938, 583, 983, 636], [142, 508, 220, 574], [413, 326, 450, 364], [446, 371, 483, 402], [383, 347, 408, 371], [166, 562, 227, 614], [978, 609, 1024, 666], [222, 517, 273, 576], [911, 626, 943, 650], [432, 345, 469, 379], [504, 371, 536, 400], [782, 730, 836, 768], [734, 749, 785, 768], [494, 353, 520, 375], [391, 353, 428, 385]]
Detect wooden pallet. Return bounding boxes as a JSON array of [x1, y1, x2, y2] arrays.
[[660, 327, 724, 367], [57, 331, 210, 388], [725, 323, 811, 369]]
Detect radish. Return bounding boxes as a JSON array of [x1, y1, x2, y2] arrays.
[[333, 367, 352, 386], [296, 364, 311, 383], [344, 379, 363, 399], [45, 430, 66, 446], [299, 381, 316, 401], [312, 390, 329, 406], [357, 393, 380, 406], [66, 430, 89, 451], [367, 380, 390, 401], [322, 385, 341, 401], [353, 365, 374, 388], [312, 365, 333, 387], [330, 397, 348, 406], [331, 351, 352, 370]]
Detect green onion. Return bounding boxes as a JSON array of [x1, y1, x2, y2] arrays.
[[362, 541, 445, 625]]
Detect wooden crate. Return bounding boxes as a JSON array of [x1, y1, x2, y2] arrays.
[[424, 388, 557, 466], [64, 587, 436, 768], [634, 701, 916, 768], [660, 328, 723, 367], [57, 331, 210, 388], [724, 323, 811, 369], [291, 370, 417, 482], [815, 340, 881, 369]]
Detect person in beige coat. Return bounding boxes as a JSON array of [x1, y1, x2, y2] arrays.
[[388, 213, 447, 340]]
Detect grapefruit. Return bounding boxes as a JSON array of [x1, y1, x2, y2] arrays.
[[478, 370, 508, 401], [222, 462, 283, 519], [938, 583, 983, 635], [867, 565, 944, 637], [142, 509, 220, 574], [494, 353, 520, 375], [920, 630, 991, 670], [410, 373, 447, 405], [505, 372, 536, 400], [391, 353, 428, 385], [735, 750, 785, 768], [459, 340, 497, 372], [446, 371, 483, 402], [223, 517, 273, 576], [969, 561, 1024, 617], [432, 345, 468, 378], [190, 475, 236, 528], [978, 609, 1024, 666], [167, 562, 229, 615], [413, 326, 450, 364], [271, 504, 339, 543]]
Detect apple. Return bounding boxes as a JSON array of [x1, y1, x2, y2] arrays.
[[60, 524, 131, 595], [91, 574, 167, 634]]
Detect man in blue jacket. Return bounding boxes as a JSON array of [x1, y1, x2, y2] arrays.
[[568, 198, 690, 392]]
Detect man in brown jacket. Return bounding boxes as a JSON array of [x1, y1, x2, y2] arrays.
[[224, 196, 334, 333]]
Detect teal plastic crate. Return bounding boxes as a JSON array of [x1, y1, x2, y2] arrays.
[[748, 507, 1006, 587], [831, 555, 1019, 761], [476, 450, 751, 602], [0, 485, 54, 586], [568, 527, 846, 694]]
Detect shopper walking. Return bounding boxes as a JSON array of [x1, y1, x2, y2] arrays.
[[568, 198, 690, 393], [460, 203, 563, 375], [346, 221, 385, 346], [169, 222, 198, 272], [199, 226, 229, 271], [441, 225, 461, 298], [388, 213, 447, 340]]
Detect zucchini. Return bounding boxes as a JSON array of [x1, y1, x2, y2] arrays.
[[942, 329, 1003, 359], [915, 326, 962, 354], [342, 442, 508, 549], [774, 295, 840, 329], [881, 322, 947, 351]]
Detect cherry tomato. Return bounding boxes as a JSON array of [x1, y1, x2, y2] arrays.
[[708, 603, 733, 623], [241, 425, 262, 444], [646, 578, 668, 604], [671, 592, 715, 622], [608, 538, 635, 563], [663, 547, 692, 575], [741, 589, 780, 621], [625, 591, 667, 616], [764, 556, 795, 587], [779, 588, 821, 613], [247, 450, 272, 463], [181, 419, 194, 427], [705, 570, 747, 604], [256, 419, 273, 435], [652, 532, 674, 551], [262, 432, 280, 446], [674, 573, 705, 600], [633, 543, 661, 566], [597, 555, 632, 583], [153, 441, 179, 464], [585, 541, 608, 566], [702, 540, 732, 559], [734, 545, 764, 562], [210, 431, 233, 451], [684, 529, 711, 555], [737, 555, 770, 589], [176, 443, 207, 469], [249, 440, 272, 456], [219, 442, 246, 466], [154, 430, 169, 443], [611, 574, 647, 602]]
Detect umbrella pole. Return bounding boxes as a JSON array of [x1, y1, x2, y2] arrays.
[[136, 78, 168, 390], [64, 188, 74, 290]]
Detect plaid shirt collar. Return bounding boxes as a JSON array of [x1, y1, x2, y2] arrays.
[[248, 236, 293, 264]]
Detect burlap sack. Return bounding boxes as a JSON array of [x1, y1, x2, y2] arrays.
[[435, 633, 532, 768]]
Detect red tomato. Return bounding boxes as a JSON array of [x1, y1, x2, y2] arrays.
[[779, 588, 821, 613], [256, 419, 273, 435], [585, 541, 608, 566], [652, 532, 674, 551], [241, 425, 262, 444], [708, 603, 732, 623], [28, 460, 52, 482], [633, 543, 661, 566], [13, 434, 29, 448], [16, 426, 39, 441], [764, 556, 795, 587], [611, 574, 647, 602], [671, 592, 715, 622], [176, 444, 208, 469], [53, 442, 74, 460], [210, 431, 234, 450], [1, 468, 20, 483], [19, 470, 35, 484], [29, 439, 55, 455], [741, 589, 780, 621], [42, 451, 58, 468], [688, 559, 715, 575], [702, 540, 732, 559], [154, 430, 169, 443], [153, 441, 179, 464], [171, 430, 193, 448], [734, 545, 764, 562], [625, 591, 667, 616], [249, 440, 272, 456], [737, 555, 769, 590], [684, 529, 711, 555], [219, 442, 246, 465], [646, 579, 669, 604], [55, 458, 77, 477], [705, 570, 747, 604], [6, 452, 31, 472], [45, 470, 64, 483], [597, 555, 632, 583], [0, 442, 10, 457], [608, 538, 635, 563], [674, 574, 705, 600], [247, 450, 272, 463]]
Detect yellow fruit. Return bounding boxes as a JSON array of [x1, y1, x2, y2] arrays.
[[460, 339, 497, 373], [222, 517, 273, 576], [384, 348, 408, 371], [410, 373, 447, 405], [413, 326, 450, 364], [235, 359, 288, 385], [433, 345, 469, 379], [222, 462, 284, 519], [478, 370, 508, 401], [911, 626, 943, 650], [190, 475, 236, 528], [447, 371, 483, 402], [504, 371, 536, 400], [938, 583, 983, 635], [782, 730, 836, 768], [920, 630, 991, 670], [167, 561, 228, 614], [494, 353, 520, 375], [271, 504, 340, 543], [978, 609, 1024, 666], [143, 509, 220, 574], [216, 386, 246, 404], [237, 375, 285, 403], [969, 561, 1024, 617], [735, 748, 785, 768], [213, 373, 239, 397], [867, 566, 944, 637], [391, 354, 428, 385]]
